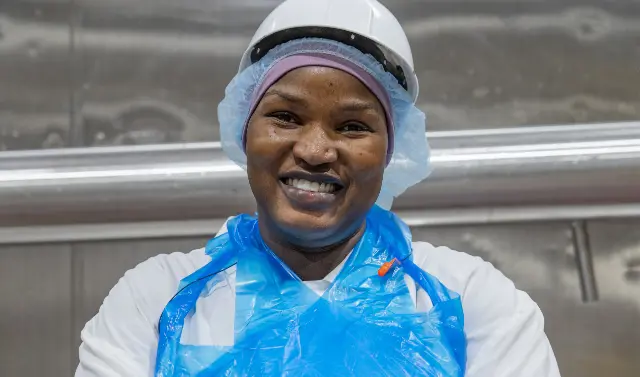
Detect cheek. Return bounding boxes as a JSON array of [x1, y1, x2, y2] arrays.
[[348, 141, 387, 182], [245, 121, 277, 166], [246, 138, 280, 202], [245, 120, 292, 190], [245, 116, 295, 154]]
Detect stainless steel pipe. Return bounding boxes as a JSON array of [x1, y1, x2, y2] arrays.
[[1, 122, 640, 228]]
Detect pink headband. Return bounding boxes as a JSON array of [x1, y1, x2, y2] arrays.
[[241, 53, 395, 163]]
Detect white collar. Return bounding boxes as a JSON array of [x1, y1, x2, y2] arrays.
[[320, 252, 350, 283]]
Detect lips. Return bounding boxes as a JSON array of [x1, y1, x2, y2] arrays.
[[279, 171, 344, 190], [279, 171, 345, 208], [284, 178, 338, 193]]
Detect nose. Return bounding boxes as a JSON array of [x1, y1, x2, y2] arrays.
[[292, 124, 338, 167]]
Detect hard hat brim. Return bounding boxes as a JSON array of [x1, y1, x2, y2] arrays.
[[238, 27, 419, 101]]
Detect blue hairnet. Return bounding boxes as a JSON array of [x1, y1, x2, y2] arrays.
[[218, 38, 431, 209]]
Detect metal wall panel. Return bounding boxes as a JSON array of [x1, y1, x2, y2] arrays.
[[0, 0, 73, 151], [410, 222, 638, 377], [70, 236, 209, 363], [583, 219, 640, 376], [395, 2, 640, 129], [70, 0, 231, 147], [0, 244, 73, 377], [3, 1, 640, 150], [70, 0, 640, 147]]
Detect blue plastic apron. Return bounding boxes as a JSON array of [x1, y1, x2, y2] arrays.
[[155, 205, 466, 376]]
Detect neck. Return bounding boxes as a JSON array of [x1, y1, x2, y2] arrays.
[[258, 218, 366, 281]]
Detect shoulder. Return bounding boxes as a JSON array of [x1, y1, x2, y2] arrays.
[[115, 248, 211, 325], [115, 219, 233, 323], [84, 247, 211, 334], [410, 241, 491, 296], [410, 240, 535, 320], [76, 248, 212, 376], [411, 242, 560, 376]]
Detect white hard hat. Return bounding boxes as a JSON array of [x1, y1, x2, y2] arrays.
[[238, 0, 419, 102]]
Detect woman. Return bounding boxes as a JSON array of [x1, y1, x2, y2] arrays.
[[76, 0, 561, 376]]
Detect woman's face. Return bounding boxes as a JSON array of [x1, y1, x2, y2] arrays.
[[245, 66, 388, 247]]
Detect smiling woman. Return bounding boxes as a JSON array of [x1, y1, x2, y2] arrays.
[[75, 1, 561, 376], [246, 66, 388, 261]]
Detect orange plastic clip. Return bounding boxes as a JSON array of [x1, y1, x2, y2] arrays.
[[377, 258, 398, 277]]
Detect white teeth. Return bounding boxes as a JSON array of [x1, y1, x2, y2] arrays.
[[285, 178, 336, 193]]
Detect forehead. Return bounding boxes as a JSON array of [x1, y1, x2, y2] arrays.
[[268, 66, 381, 103]]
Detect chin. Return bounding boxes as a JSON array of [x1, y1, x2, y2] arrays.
[[254, 185, 371, 247], [272, 206, 340, 241]]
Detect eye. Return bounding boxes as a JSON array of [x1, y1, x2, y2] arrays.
[[268, 111, 299, 126], [338, 122, 373, 134]]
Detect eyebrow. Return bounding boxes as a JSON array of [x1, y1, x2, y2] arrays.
[[264, 88, 381, 113], [337, 100, 379, 113], [263, 88, 308, 106]]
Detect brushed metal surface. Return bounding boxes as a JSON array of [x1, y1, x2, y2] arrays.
[[2, 1, 640, 150], [0, 243, 73, 377], [0, 0, 73, 151], [68, 0, 640, 137], [6, 205, 640, 245], [1, 123, 639, 227], [581, 219, 640, 377], [70, 237, 209, 362], [410, 221, 640, 377]]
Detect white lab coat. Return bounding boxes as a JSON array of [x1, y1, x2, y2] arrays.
[[75, 224, 561, 377]]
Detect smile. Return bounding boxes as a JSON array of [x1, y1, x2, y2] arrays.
[[283, 178, 338, 193], [279, 172, 345, 208]]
